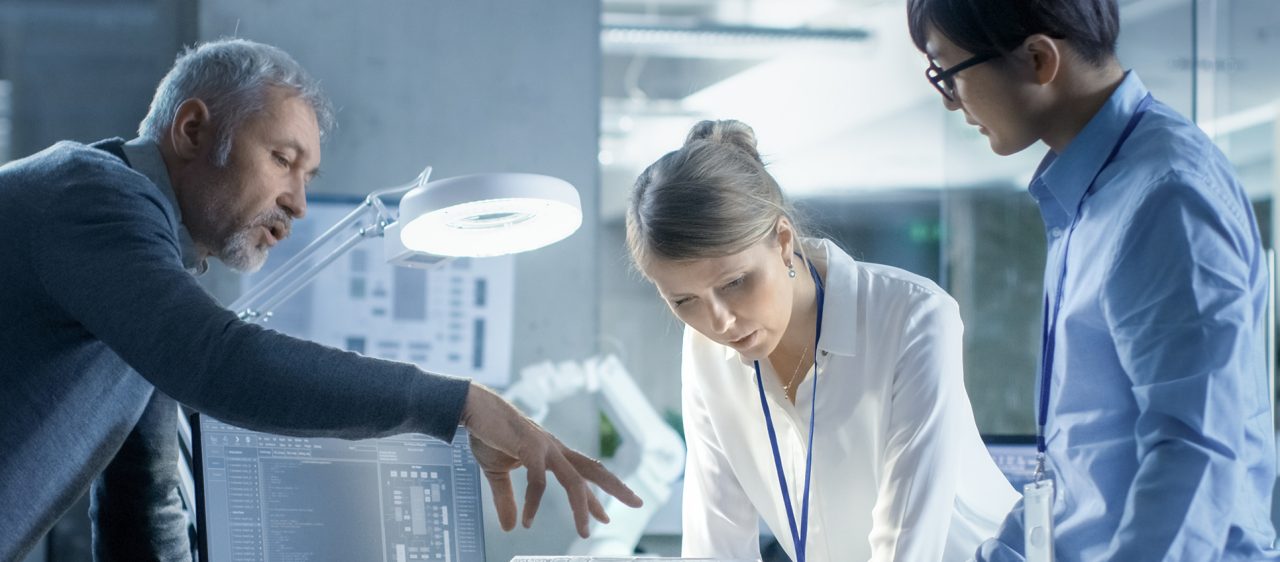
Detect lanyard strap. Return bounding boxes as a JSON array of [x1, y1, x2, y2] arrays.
[[1037, 94, 1154, 461], [754, 256, 824, 562]]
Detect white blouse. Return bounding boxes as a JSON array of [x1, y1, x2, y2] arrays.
[[680, 238, 1019, 562]]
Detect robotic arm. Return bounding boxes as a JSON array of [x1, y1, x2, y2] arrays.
[[504, 355, 686, 555]]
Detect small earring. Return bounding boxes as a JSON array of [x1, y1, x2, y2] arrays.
[[787, 262, 797, 278]]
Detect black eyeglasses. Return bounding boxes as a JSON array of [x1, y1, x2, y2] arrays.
[[925, 53, 997, 102]]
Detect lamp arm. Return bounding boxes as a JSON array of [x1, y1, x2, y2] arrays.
[[178, 167, 436, 542], [229, 169, 429, 323], [248, 226, 383, 319], [230, 201, 371, 313]]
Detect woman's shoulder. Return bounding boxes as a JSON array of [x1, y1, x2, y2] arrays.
[[828, 246, 956, 312], [857, 269, 961, 349], [855, 261, 946, 297]]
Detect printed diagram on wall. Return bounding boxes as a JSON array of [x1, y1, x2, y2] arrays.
[[242, 197, 516, 387]]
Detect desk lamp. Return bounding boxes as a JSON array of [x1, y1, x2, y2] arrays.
[[231, 166, 582, 323]]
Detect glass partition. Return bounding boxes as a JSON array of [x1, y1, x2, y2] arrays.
[[599, 0, 1278, 442]]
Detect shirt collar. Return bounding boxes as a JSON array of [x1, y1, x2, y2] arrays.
[[121, 137, 209, 275], [810, 237, 858, 357], [1029, 70, 1150, 228], [722, 237, 858, 363]]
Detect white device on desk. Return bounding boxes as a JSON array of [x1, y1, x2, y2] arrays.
[[504, 355, 686, 556], [191, 413, 487, 562]]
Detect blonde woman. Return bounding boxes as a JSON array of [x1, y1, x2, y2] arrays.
[[626, 120, 1019, 561]]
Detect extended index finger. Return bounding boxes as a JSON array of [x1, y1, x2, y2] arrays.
[[565, 449, 643, 508]]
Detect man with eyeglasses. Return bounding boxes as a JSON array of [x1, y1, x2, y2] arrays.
[[907, 0, 1279, 561]]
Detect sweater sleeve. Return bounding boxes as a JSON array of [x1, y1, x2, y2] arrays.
[[33, 166, 471, 443], [90, 390, 192, 562]]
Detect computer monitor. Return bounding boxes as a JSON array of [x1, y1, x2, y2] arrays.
[[983, 434, 1039, 492], [192, 414, 486, 562]]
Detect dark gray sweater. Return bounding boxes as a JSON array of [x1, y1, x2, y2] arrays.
[[0, 140, 472, 561]]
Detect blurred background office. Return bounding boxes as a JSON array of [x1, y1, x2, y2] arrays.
[[4, 0, 1276, 560]]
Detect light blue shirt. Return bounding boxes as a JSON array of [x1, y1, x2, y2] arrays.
[[977, 71, 1278, 561]]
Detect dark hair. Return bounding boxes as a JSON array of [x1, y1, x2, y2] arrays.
[[626, 119, 804, 269], [907, 0, 1120, 65]]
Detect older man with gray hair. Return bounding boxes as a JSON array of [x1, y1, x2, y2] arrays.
[[0, 38, 640, 561]]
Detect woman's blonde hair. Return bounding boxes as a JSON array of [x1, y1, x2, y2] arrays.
[[626, 119, 803, 270]]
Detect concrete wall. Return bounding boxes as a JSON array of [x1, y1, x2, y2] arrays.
[[0, 0, 195, 160]]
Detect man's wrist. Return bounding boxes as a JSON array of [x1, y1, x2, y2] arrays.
[[460, 380, 480, 427]]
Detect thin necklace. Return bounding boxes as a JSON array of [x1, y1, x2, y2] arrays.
[[782, 274, 817, 401], [782, 344, 811, 402]]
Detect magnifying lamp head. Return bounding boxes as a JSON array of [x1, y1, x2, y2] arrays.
[[386, 172, 582, 267]]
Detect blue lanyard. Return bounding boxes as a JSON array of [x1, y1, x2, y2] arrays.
[[1037, 94, 1154, 464], [753, 256, 824, 562]]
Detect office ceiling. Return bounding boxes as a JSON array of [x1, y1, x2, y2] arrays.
[[599, 0, 1280, 218]]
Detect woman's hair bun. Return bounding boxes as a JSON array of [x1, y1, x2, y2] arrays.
[[683, 119, 762, 164]]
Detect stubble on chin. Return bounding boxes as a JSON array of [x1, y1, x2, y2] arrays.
[[219, 208, 292, 273], [208, 205, 289, 274], [218, 226, 269, 273]]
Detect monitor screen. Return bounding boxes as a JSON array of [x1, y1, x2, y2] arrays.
[[983, 435, 1039, 492], [193, 415, 486, 562]]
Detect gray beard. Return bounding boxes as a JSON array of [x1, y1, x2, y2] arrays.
[[217, 206, 292, 273], [200, 192, 292, 273], [188, 159, 291, 274], [218, 225, 270, 273]]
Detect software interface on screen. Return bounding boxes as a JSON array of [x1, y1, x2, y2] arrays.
[[985, 439, 1040, 492], [196, 416, 485, 562]]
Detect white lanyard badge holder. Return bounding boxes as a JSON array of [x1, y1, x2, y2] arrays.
[[1024, 478, 1055, 562], [1026, 93, 1153, 562]]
